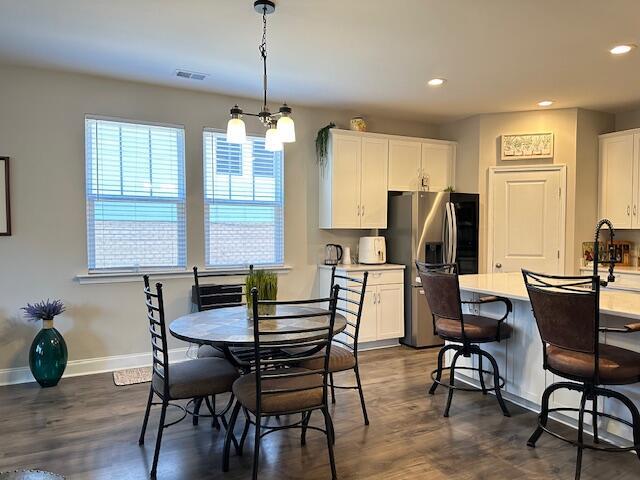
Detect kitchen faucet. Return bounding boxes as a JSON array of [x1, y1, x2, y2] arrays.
[[593, 218, 616, 286]]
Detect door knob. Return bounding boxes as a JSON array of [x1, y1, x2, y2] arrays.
[[495, 263, 502, 269]]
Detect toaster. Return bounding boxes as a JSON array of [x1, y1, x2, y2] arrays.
[[359, 236, 386, 264]]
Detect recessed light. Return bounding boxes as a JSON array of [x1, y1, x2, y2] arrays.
[[538, 100, 554, 107], [427, 78, 446, 87], [610, 44, 636, 55]]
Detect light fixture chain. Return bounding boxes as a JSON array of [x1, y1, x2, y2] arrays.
[[260, 6, 268, 115]]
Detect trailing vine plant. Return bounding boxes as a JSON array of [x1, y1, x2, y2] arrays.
[[315, 122, 336, 168]]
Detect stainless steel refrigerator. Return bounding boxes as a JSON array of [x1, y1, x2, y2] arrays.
[[385, 191, 479, 348]]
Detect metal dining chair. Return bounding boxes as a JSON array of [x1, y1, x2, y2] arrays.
[[138, 275, 240, 479], [297, 267, 370, 425], [222, 286, 341, 480]]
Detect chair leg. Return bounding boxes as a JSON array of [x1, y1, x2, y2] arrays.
[[329, 373, 336, 404], [239, 407, 251, 456], [222, 401, 241, 472], [205, 395, 220, 430], [192, 397, 203, 426], [322, 407, 338, 480], [429, 345, 450, 395], [354, 364, 370, 425], [443, 350, 462, 417], [301, 411, 312, 445], [575, 390, 588, 480], [528, 382, 570, 447], [150, 399, 168, 479], [591, 394, 599, 444], [602, 387, 640, 461], [252, 415, 261, 480], [478, 352, 487, 395], [139, 385, 154, 445], [480, 349, 510, 417]]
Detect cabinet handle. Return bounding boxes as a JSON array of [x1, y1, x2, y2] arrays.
[[634, 205, 637, 216], [628, 205, 631, 216], [357, 205, 360, 216], [361, 204, 365, 217]]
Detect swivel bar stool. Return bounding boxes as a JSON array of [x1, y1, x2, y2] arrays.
[[523, 270, 640, 480], [417, 262, 512, 417]]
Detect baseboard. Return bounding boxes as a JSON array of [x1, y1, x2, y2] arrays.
[[359, 339, 401, 351], [0, 346, 191, 387]]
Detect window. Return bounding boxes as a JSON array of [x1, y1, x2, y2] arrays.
[[203, 130, 284, 267], [85, 117, 186, 271]]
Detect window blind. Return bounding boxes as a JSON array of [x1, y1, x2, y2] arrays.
[[85, 117, 186, 271], [203, 130, 284, 268]]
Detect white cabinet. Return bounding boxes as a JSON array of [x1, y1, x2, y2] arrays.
[[318, 265, 405, 344], [388, 139, 422, 191], [388, 139, 455, 192], [599, 130, 640, 228], [319, 131, 388, 229]]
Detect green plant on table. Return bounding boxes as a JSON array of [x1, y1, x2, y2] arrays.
[[246, 269, 278, 316]]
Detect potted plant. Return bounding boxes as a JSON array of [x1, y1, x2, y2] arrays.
[[315, 122, 336, 168], [245, 269, 278, 316], [22, 299, 68, 387]]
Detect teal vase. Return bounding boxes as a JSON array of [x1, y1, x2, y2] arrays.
[[29, 320, 68, 388]]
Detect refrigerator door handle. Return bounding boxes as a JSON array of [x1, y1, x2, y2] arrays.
[[445, 202, 454, 264], [442, 203, 450, 263], [450, 202, 458, 265]]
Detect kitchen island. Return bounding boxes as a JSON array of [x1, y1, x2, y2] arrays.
[[454, 272, 640, 444]]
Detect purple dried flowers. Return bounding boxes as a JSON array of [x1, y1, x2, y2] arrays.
[[22, 299, 65, 321]]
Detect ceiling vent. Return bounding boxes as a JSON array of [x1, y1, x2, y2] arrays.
[[175, 70, 209, 81]]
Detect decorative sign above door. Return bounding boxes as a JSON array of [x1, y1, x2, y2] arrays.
[[501, 133, 554, 160]]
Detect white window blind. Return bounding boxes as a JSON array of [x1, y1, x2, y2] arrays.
[[85, 117, 186, 271], [204, 130, 284, 268]]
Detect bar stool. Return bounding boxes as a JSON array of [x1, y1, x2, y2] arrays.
[[417, 262, 512, 417], [523, 270, 640, 480]]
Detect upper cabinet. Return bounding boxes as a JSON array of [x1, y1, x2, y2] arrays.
[[319, 129, 456, 229], [599, 130, 640, 228], [319, 131, 388, 229], [388, 139, 455, 192]]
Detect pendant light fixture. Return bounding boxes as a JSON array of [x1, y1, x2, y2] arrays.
[[226, 0, 295, 151]]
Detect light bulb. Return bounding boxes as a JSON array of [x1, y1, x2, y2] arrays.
[[265, 127, 283, 152], [276, 115, 296, 143], [226, 117, 246, 144]]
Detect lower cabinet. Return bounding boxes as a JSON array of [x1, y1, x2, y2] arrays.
[[318, 265, 405, 344]]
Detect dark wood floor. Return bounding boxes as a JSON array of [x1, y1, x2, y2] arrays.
[[1, 346, 639, 479]]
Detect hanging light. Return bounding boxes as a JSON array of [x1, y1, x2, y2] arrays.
[[225, 0, 295, 146], [265, 124, 283, 152], [226, 105, 247, 144]]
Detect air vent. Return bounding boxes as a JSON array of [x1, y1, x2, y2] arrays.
[[175, 70, 209, 81]]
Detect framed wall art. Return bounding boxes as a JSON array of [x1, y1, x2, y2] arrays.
[[0, 157, 10, 236], [501, 133, 554, 160]]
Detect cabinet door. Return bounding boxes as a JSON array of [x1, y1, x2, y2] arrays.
[[331, 134, 362, 227], [376, 283, 404, 339], [600, 134, 634, 228], [360, 137, 389, 228], [421, 142, 454, 192], [357, 287, 378, 342], [634, 134, 640, 228], [388, 139, 421, 191]]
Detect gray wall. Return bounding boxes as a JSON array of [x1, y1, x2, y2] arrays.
[[615, 108, 640, 131], [0, 64, 436, 374]]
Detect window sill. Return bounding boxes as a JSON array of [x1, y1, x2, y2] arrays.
[[75, 265, 293, 285]]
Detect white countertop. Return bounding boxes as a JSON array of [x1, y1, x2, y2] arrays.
[[459, 272, 640, 320], [318, 263, 405, 271]]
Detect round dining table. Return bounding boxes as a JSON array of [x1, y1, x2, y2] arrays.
[[169, 305, 347, 348]]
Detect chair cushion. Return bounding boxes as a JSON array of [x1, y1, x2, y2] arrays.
[[197, 344, 226, 359], [436, 314, 512, 342], [152, 358, 239, 400], [232, 368, 324, 414], [547, 343, 640, 385], [297, 345, 356, 373]]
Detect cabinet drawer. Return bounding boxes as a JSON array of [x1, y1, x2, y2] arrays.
[[346, 269, 404, 286]]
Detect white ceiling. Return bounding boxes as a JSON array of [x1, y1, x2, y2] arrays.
[[1, 0, 639, 122]]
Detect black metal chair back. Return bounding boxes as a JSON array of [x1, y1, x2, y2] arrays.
[[143, 275, 170, 398], [192, 265, 253, 311], [522, 270, 600, 381], [250, 285, 340, 416], [329, 267, 368, 357], [415, 262, 468, 341]]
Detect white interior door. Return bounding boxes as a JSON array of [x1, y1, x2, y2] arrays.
[[360, 137, 389, 228], [489, 166, 565, 274]]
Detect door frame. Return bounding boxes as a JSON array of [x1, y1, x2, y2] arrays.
[[487, 164, 567, 275]]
